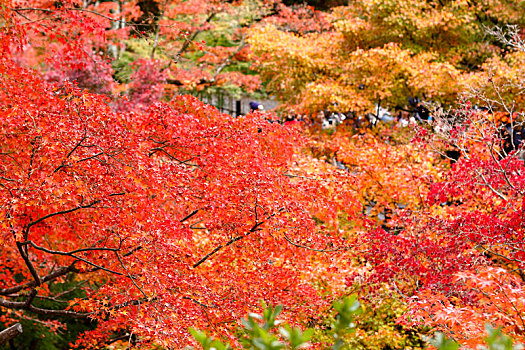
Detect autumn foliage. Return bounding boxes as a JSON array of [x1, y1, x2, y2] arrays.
[[0, 1, 363, 348], [3, 0, 525, 348], [0, 62, 357, 350]]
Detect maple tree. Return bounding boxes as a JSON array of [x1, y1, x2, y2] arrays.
[[247, 0, 525, 116], [245, 3, 525, 347], [0, 61, 362, 348], [244, 5, 525, 345], [352, 29, 525, 347], [5, 0, 525, 348], [0, 1, 370, 348], [6, 0, 290, 104]]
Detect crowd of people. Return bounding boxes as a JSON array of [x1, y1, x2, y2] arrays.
[[265, 97, 435, 131], [249, 100, 524, 161]]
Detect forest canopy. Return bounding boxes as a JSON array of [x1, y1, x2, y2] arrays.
[[2, 0, 525, 349]]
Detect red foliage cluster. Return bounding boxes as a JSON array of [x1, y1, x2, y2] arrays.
[[357, 106, 525, 344], [0, 3, 359, 346]]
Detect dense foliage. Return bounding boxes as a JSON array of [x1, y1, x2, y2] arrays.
[[2, 0, 525, 349]]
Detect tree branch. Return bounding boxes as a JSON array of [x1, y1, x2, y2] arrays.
[[0, 298, 91, 319], [283, 233, 350, 253], [193, 208, 284, 268], [21, 241, 120, 256], [0, 264, 77, 296], [16, 241, 42, 286], [23, 240, 125, 276], [180, 209, 199, 223], [0, 323, 23, 345], [210, 33, 246, 82], [25, 199, 101, 237], [54, 133, 87, 173], [13, 7, 119, 22], [166, 33, 246, 88], [172, 12, 215, 64]]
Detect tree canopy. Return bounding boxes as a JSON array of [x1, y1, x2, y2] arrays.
[[2, 0, 525, 348]]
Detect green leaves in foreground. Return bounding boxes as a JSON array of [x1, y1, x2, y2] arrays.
[[428, 332, 459, 350], [429, 324, 523, 350], [189, 302, 314, 350], [190, 296, 363, 350], [331, 295, 363, 350], [239, 303, 314, 350], [191, 295, 525, 350], [189, 328, 232, 350]]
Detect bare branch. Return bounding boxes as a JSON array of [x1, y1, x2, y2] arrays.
[[0, 264, 77, 296], [172, 12, 216, 64], [25, 199, 101, 237], [16, 241, 42, 286], [210, 33, 246, 82], [475, 169, 508, 201], [13, 7, 119, 22], [22, 240, 119, 255], [115, 251, 147, 298], [0, 297, 91, 319], [22, 241, 125, 275], [0, 323, 23, 345], [180, 209, 199, 223], [193, 208, 284, 268], [54, 133, 87, 173]]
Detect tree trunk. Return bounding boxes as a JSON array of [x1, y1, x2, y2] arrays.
[[0, 323, 23, 345]]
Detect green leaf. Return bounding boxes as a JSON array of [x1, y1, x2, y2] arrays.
[[189, 328, 210, 347], [279, 325, 314, 349], [485, 324, 516, 350], [428, 332, 460, 350]]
